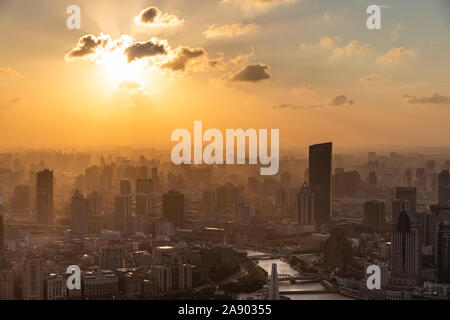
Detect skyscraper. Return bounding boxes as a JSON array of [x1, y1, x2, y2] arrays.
[[391, 210, 422, 287], [36, 169, 54, 225], [392, 199, 409, 226], [438, 170, 450, 204], [120, 178, 132, 195], [115, 194, 132, 235], [364, 200, 386, 233], [309, 142, 332, 224], [22, 254, 43, 300], [437, 222, 450, 284], [395, 187, 417, 213], [0, 215, 14, 300], [136, 178, 153, 216], [296, 183, 314, 225], [323, 230, 352, 271], [71, 190, 88, 235], [162, 190, 184, 227]]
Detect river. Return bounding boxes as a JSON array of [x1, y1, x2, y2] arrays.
[[242, 249, 354, 300]]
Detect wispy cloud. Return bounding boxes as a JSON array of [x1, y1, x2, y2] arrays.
[[403, 92, 449, 104], [377, 46, 416, 65], [204, 23, 259, 39]]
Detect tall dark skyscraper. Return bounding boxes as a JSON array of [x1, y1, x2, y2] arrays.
[[438, 222, 450, 284], [438, 170, 450, 204], [162, 190, 184, 227], [391, 210, 422, 287], [0, 215, 7, 268], [71, 190, 88, 235], [309, 142, 332, 224], [395, 187, 417, 213], [36, 169, 54, 225]]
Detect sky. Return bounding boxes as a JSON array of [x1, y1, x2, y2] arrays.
[[0, 0, 449, 150]]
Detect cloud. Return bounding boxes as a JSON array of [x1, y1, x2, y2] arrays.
[[65, 34, 110, 59], [0, 67, 22, 79], [8, 97, 22, 104], [124, 38, 168, 62], [329, 95, 355, 106], [377, 46, 416, 65], [229, 47, 255, 65], [135, 7, 183, 27], [319, 36, 341, 48], [222, 0, 296, 9], [204, 23, 259, 39], [162, 47, 208, 72], [273, 103, 324, 110], [228, 63, 271, 82], [403, 92, 449, 104], [359, 74, 383, 83], [331, 40, 368, 58]]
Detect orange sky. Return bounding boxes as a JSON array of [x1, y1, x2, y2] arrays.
[[1, 0, 449, 150]]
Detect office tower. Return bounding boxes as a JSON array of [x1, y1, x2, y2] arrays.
[[438, 170, 450, 204], [430, 204, 450, 265], [85, 165, 100, 192], [416, 168, 426, 192], [236, 202, 255, 225], [364, 200, 386, 233], [0, 215, 6, 268], [368, 152, 376, 161], [368, 171, 377, 196], [22, 254, 43, 300], [120, 178, 132, 195], [296, 183, 315, 225], [151, 265, 173, 294], [215, 185, 228, 212], [403, 170, 412, 187], [138, 166, 148, 179], [268, 263, 280, 300], [36, 169, 54, 225], [392, 199, 409, 226], [136, 178, 152, 216], [176, 264, 192, 291], [70, 190, 88, 235], [395, 187, 416, 213], [201, 189, 216, 215], [323, 230, 352, 271], [162, 190, 184, 227], [309, 142, 332, 224], [0, 215, 14, 300], [152, 167, 159, 192], [304, 168, 309, 185], [438, 222, 450, 284], [391, 211, 422, 287], [226, 183, 241, 215], [82, 270, 119, 300], [46, 273, 67, 300], [100, 165, 113, 191], [417, 212, 436, 247], [87, 191, 102, 217], [115, 194, 132, 235], [101, 246, 125, 269], [11, 184, 31, 211]]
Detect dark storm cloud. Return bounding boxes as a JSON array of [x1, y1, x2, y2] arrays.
[[403, 92, 449, 104], [329, 95, 355, 106], [163, 47, 206, 71], [230, 63, 271, 82], [124, 39, 168, 62]]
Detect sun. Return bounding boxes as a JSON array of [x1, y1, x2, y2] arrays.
[[99, 50, 147, 88]]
